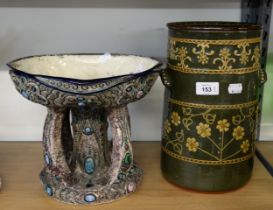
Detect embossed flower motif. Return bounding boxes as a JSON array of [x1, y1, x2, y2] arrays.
[[179, 47, 188, 58], [164, 120, 171, 134], [186, 137, 199, 152], [171, 112, 181, 126], [198, 54, 209, 65], [234, 43, 251, 65], [219, 47, 231, 58], [216, 119, 230, 132], [240, 140, 250, 153], [196, 122, 211, 138], [232, 126, 245, 140], [252, 46, 261, 68], [168, 39, 178, 59]]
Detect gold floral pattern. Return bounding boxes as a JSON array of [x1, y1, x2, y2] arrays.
[[164, 120, 171, 134], [251, 46, 265, 83], [186, 137, 199, 152], [171, 112, 181, 126], [180, 105, 216, 131], [232, 126, 245, 140], [163, 101, 257, 165], [196, 123, 211, 138], [168, 37, 261, 74], [213, 47, 236, 70], [168, 39, 178, 60], [234, 42, 251, 65], [240, 140, 250, 153], [168, 39, 192, 68], [251, 46, 261, 68], [216, 119, 230, 132], [177, 47, 192, 68], [164, 130, 185, 155], [164, 37, 259, 165], [192, 43, 214, 65]]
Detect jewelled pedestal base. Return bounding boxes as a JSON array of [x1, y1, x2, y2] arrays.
[[40, 106, 142, 204]]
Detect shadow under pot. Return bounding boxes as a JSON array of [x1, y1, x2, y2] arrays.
[[161, 21, 265, 192], [8, 53, 162, 204]]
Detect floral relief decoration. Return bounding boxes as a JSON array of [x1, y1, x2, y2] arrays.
[[162, 102, 257, 165], [168, 37, 261, 73], [192, 43, 215, 65]]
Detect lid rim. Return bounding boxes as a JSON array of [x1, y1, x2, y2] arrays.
[[167, 21, 261, 31]]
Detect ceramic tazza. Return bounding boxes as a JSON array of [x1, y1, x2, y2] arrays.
[[8, 53, 162, 204]]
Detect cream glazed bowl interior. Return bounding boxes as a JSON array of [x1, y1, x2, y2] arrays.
[[8, 53, 162, 107], [7, 53, 163, 205]]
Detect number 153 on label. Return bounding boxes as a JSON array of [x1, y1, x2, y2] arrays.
[[196, 82, 219, 95]]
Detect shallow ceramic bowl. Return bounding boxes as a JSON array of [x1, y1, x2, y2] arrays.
[[8, 53, 162, 108]]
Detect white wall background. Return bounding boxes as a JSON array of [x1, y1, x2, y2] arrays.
[[0, 0, 272, 141]]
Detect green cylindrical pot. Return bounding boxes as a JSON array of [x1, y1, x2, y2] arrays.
[[161, 22, 265, 191]]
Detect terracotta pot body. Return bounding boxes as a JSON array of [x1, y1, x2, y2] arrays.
[[161, 22, 265, 191], [8, 54, 162, 204]]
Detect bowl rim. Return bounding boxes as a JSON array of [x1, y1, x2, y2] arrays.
[[167, 21, 261, 32], [7, 53, 163, 82]]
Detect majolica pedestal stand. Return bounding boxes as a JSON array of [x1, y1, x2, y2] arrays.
[[40, 106, 141, 204]]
